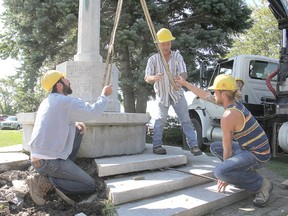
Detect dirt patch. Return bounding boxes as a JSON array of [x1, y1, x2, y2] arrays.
[[0, 158, 108, 216]]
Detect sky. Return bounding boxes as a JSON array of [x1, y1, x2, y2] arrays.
[[0, 0, 20, 79]]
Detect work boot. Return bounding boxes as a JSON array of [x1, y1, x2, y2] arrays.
[[27, 173, 53, 206], [253, 178, 273, 207], [190, 146, 202, 156], [55, 188, 76, 206], [153, 146, 167, 155]]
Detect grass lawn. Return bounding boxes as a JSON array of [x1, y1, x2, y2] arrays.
[[0, 130, 22, 147], [266, 155, 288, 179]]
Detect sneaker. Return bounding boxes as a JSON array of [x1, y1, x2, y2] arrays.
[[190, 146, 202, 156], [153, 146, 167, 155], [27, 173, 53, 206], [253, 178, 273, 207]]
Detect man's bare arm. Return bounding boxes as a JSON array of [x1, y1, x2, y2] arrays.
[[175, 76, 215, 102], [145, 74, 163, 84]]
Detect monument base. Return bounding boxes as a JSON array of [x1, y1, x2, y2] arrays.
[[18, 112, 150, 158]]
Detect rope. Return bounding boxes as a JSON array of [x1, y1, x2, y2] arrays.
[[164, 167, 217, 181], [102, 0, 123, 88], [139, 0, 177, 89]]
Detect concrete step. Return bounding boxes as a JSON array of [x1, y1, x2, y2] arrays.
[[104, 150, 220, 205], [116, 181, 251, 216], [95, 145, 187, 177], [0, 145, 30, 173], [105, 167, 213, 205]]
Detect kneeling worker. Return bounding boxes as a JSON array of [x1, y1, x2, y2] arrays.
[[175, 74, 273, 207], [27, 70, 112, 205]]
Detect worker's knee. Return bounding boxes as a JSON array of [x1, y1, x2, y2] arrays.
[[213, 165, 226, 180]]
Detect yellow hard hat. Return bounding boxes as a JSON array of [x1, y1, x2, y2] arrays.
[[157, 28, 176, 43], [41, 70, 66, 92], [208, 74, 238, 91], [235, 77, 244, 84]]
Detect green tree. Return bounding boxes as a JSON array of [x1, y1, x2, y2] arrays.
[[0, 76, 45, 114], [0, 0, 78, 112], [226, 2, 281, 58], [0, 0, 252, 113], [0, 0, 78, 91], [0, 77, 15, 114]]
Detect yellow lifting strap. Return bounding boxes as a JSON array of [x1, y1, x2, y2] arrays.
[[102, 0, 123, 88], [139, 0, 177, 89]]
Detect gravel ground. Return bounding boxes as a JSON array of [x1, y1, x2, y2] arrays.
[[204, 167, 288, 216]]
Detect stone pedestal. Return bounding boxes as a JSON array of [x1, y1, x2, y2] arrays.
[[18, 112, 150, 158]]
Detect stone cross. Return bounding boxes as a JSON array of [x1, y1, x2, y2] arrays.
[[74, 0, 102, 62]]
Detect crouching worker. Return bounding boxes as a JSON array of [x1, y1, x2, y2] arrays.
[[27, 70, 112, 206], [175, 74, 273, 207]]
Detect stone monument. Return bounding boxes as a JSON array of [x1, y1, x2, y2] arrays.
[[18, 0, 149, 158]]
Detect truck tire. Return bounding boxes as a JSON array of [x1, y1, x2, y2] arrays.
[[182, 118, 207, 151]]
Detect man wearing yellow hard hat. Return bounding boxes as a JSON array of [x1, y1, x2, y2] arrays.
[[235, 77, 244, 92], [144, 28, 202, 156], [27, 70, 112, 206], [235, 77, 244, 102], [175, 74, 273, 207]]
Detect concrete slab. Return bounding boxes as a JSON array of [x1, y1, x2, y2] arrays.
[[106, 168, 213, 205], [281, 179, 288, 186], [105, 150, 218, 205], [116, 182, 251, 216], [0, 145, 30, 172], [0, 144, 23, 153], [95, 145, 187, 177]]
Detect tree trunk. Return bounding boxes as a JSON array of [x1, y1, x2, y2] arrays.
[[119, 44, 136, 113], [28, 70, 37, 92], [135, 85, 148, 113]]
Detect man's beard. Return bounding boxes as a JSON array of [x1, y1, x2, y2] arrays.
[[62, 83, 73, 95]]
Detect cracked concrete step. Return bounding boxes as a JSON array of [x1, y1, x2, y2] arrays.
[[116, 181, 251, 216], [95, 145, 187, 177], [105, 167, 213, 205], [105, 152, 219, 205]]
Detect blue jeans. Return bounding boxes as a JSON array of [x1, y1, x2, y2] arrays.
[[32, 128, 96, 194], [153, 95, 197, 148], [210, 141, 264, 193]]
